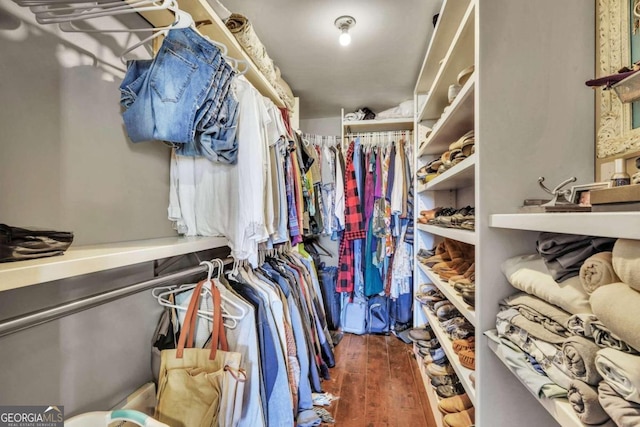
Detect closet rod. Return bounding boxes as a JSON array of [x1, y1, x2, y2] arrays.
[[0, 258, 232, 339]]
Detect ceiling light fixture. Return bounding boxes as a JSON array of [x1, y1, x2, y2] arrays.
[[334, 15, 356, 46]]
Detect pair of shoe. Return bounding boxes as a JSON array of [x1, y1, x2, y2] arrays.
[[443, 407, 475, 427], [435, 383, 466, 399], [441, 317, 474, 340], [438, 393, 473, 414], [426, 361, 455, 378], [458, 349, 475, 370], [435, 302, 461, 321], [431, 239, 475, 281], [408, 326, 434, 342]]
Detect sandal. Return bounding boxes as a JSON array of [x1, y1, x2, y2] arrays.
[[452, 337, 475, 354], [459, 349, 475, 370]]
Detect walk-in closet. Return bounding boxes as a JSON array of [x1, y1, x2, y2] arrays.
[[1, 0, 640, 426]]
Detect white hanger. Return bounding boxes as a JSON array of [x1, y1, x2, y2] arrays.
[[152, 259, 244, 329]]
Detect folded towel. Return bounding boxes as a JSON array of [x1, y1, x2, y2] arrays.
[[599, 381, 640, 427], [596, 347, 640, 404], [537, 233, 616, 282], [580, 252, 620, 294], [502, 254, 592, 314], [344, 113, 359, 121], [563, 336, 603, 385], [568, 313, 599, 337], [568, 380, 612, 425], [501, 292, 571, 336], [497, 309, 573, 389], [612, 239, 640, 292], [591, 320, 639, 354], [591, 283, 640, 353]]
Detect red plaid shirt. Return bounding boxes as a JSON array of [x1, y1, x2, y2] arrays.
[[337, 141, 365, 293]]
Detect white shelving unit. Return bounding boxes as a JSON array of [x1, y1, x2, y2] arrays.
[[417, 263, 476, 327], [416, 224, 476, 245], [490, 213, 640, 240], [422, 305, 476, 405], [0, 236, 228, 292], [413, 1, 597, 425], [486, 336, 583, 427]]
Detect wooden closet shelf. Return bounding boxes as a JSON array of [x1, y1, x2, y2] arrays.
[[0, 236, 228, 292]]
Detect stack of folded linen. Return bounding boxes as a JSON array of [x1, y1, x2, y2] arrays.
[[494, 236, 640, 426]]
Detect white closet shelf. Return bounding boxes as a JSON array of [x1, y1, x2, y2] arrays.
[[417, 263, 476, 327], [422, 305, 476, 405], [415, 0, 473, 94], [0, 236, 228, 292], [490, 212, 640, 240], [418, 1, 475, 121], [422, 154, 476, 192], [417, 224, 477, 245], [137, 0, 285, 107], [413, 346, 445, 427], [418, 75, 475, 157], [343, 118, 414, 133], [486, 333, 583, 427]]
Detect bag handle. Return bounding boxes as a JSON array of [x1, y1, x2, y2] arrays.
[[176, 280, 205, 358], [176, 280, 229, 360]]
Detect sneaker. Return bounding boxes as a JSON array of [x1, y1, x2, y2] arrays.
[[427, 362, 455, 378], [430, 374, 460, 388], [435, 383, 466, 399]]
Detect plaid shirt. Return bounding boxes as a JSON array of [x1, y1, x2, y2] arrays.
[[337, 142, 366, 293], [343, 142, 366, 241]]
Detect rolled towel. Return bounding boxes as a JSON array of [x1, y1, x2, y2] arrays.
[[568, 380, 612, 425], [599, 381, 640, 427], [612, 239, 640, 292], [563, 336, 603, 385], [502, 254, 592, 314], [596, 347, 640, 404], [568, 313, 599, 337], [591, 283, 640, 353], [591, 320, 638, 354], [580, 252, 620, 294]]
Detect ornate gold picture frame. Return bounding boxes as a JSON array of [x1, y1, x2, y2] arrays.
[[596, 0, 640, 179]]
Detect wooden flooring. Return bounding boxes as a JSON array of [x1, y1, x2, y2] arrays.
[[320, 333, 436, 427]]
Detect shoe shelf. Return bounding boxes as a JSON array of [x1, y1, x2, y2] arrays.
[[415, 0, 473, 95], [422, 154, 476, 192], [413, 345, 445, 427], [490, 212, 640, 240], [417, 224, 477, 246], [486, 331, 583, 427], [0, 236, 228, 292], [421, 305, 477, 406], [343, 117, 415, 133], [418, 0, 475, 122], [417, 263, 476, 327], [418, 75, 475, 157]]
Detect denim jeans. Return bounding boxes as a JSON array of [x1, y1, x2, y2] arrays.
[[120, 27, 239, 164]]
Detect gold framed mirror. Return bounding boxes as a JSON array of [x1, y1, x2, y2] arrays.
[[596, 0, 640, 180]]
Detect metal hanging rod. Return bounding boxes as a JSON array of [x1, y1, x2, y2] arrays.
[[0, 258, 232, 338]]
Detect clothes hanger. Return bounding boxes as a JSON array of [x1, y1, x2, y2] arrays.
[[153, 260, 242, 328]]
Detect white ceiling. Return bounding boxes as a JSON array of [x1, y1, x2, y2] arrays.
[[220, 0, 442, 119]]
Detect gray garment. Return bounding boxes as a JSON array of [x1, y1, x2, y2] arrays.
[[485, 330, 567, 399], [599, 381, 640, 427], [218, 280, 266, 427], [568, 380, 611, 425], [232, 271, 295, 427]]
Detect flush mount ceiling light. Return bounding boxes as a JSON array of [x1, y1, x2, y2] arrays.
[[334, 15, 356, 46]]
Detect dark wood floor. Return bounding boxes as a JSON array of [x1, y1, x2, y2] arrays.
[[320, 333, 436, 427]]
